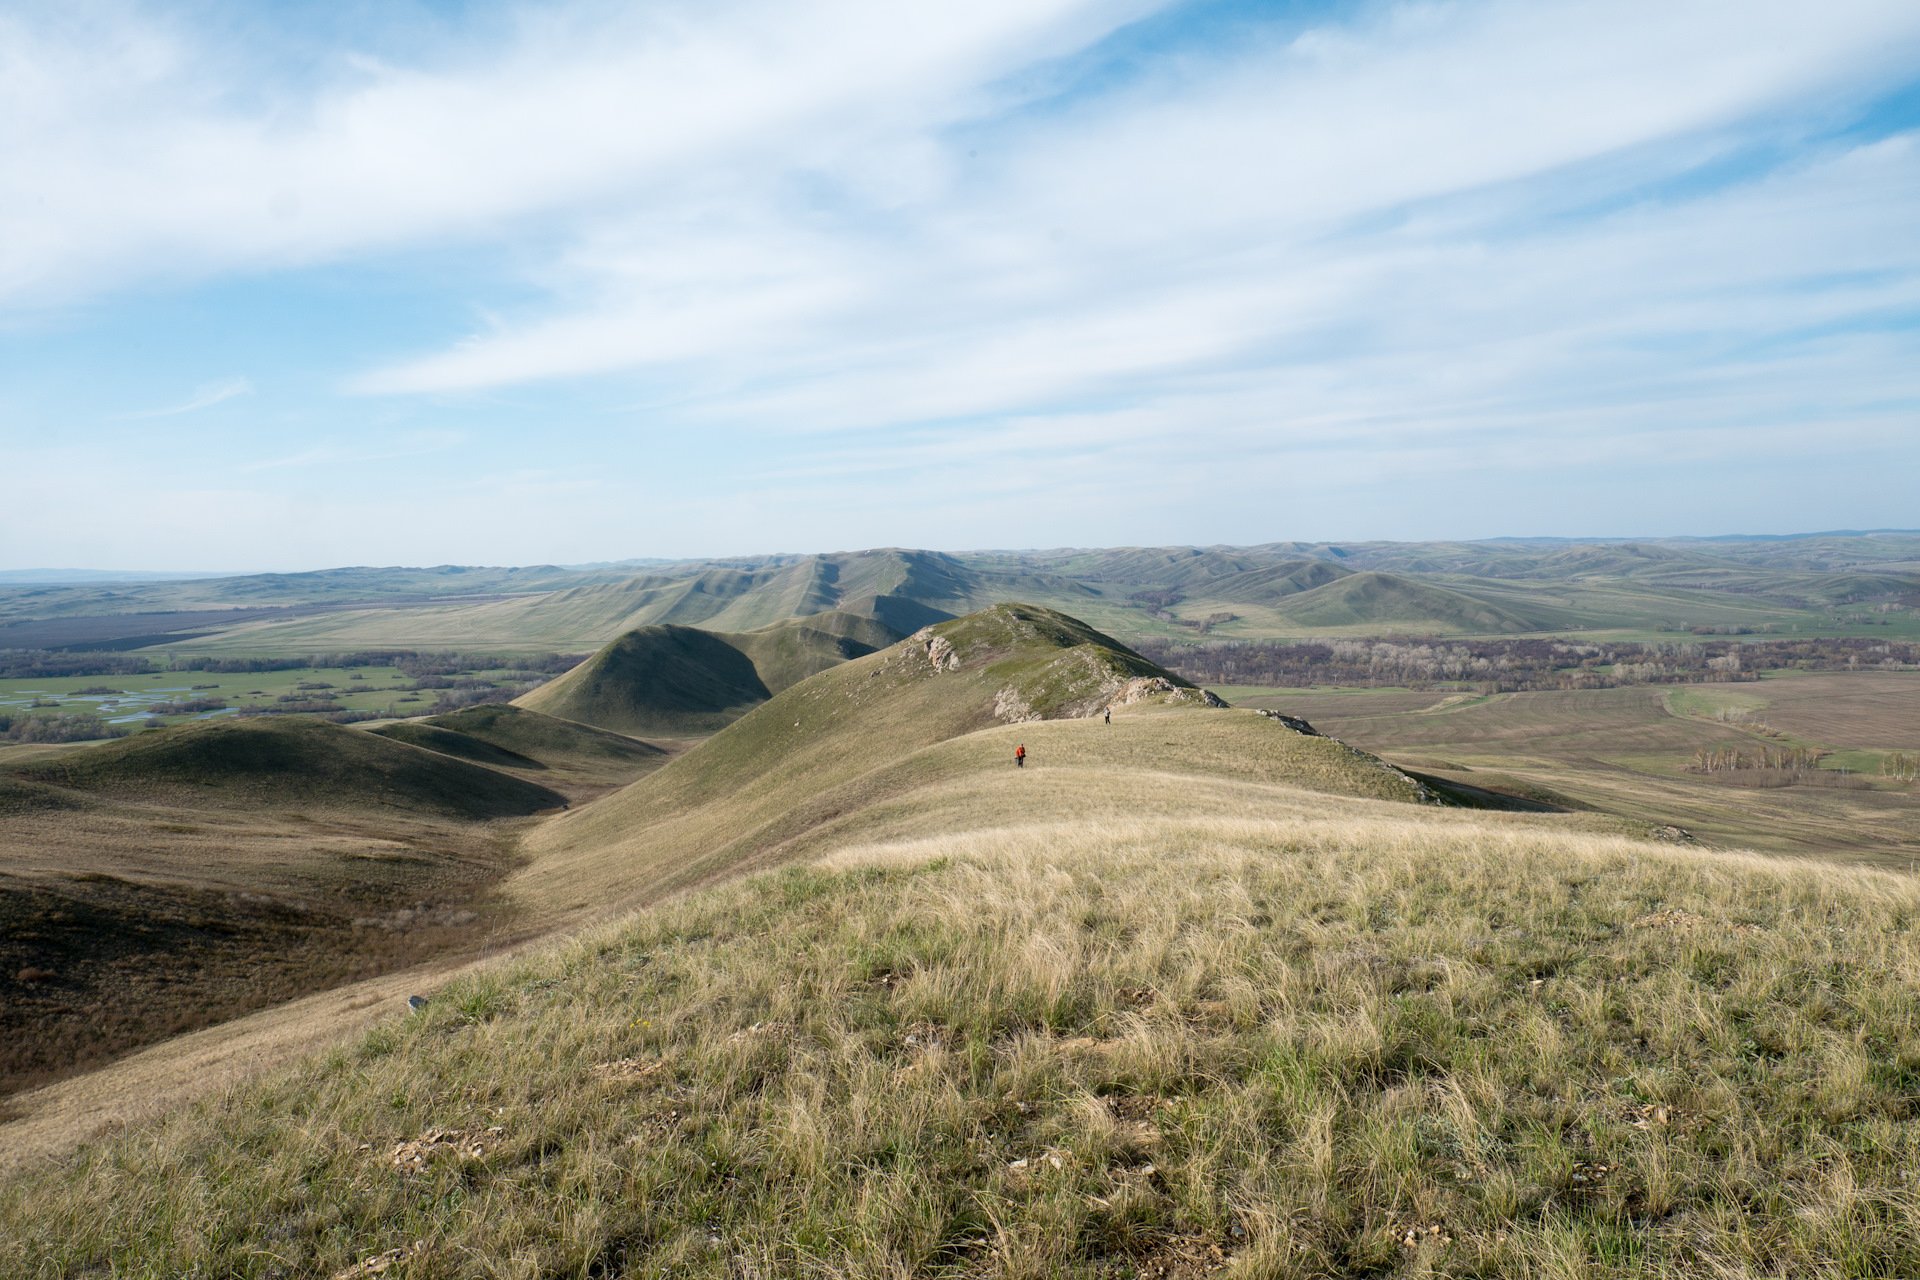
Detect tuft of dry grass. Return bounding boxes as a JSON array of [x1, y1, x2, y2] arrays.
[[7, 805, 1920, 1278]]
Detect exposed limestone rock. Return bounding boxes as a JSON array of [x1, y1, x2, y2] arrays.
[[1112, 676, 1226, 710], [993, 686, 1038, 722], [903, 627, 962, 672], [1253, 709, 1320, 735], [926, 634, 960, 671]]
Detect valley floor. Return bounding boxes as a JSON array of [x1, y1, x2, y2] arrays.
[[1231, 671, 1920, 865]]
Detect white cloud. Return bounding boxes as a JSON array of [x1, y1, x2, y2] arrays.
[[340, 0, 1920, 424], [0, 0, 1160, 305], [117, 376, 254, 419], [4, 0, 1919, 563]]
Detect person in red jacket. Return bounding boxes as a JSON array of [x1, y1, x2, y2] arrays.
[[1014, 744, 1026, 768]]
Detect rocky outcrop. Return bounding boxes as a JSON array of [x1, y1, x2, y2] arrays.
[[904, 627, 962, 672], [1252, 708, 1436, 803], [1112, 676, 1226, 710], [1253, 709, 1319, 735]]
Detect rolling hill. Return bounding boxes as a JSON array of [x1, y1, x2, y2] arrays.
[[508, 602, 1430, 918], [159, 549, 1026, 651], [373, 704, 673, 803], [0, 716, 576, 1097], [9, 604, 1920, 1276], [514, 611, 901, 736], [1274, 571, 1544, 632], [387, 703, 667, 771], [9, 533, 1919, 655], [14, 717, 565, 819]]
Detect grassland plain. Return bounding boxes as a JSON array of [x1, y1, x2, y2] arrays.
[[0, 661, 561, 734], [1231, 673, 1920, 863], [6, 804, 1920, 1277]]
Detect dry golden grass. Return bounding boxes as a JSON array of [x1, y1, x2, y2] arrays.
[[509, 704, 1432, 921], [7, 783, 1920, 1277]]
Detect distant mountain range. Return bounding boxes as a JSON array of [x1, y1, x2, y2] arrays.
[[2, 533, 1916, 651]]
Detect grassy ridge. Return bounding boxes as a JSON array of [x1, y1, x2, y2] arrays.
[[370, 721, 547, 771], [414, 704, 668, 768], [8, 806, 1920, 1277], [4, 534, 1915, 660], [512, 604, 1236, 914], [374, 705, 672, 805], [1262, 572, 1542, 633], [13, 717, 565, 819]]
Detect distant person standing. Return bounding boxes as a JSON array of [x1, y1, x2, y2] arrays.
[[1015, 744, 1026, 768], [1103, 707, 1111, 725]]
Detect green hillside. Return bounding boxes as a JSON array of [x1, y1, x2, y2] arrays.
[[514, 612, 899, 737], [12, 604, 1920, 1275], [152, 549, 1103, 653], [369, 721, 546, 771], [415, 704, 667, 771], [373, 705, 672, 804], [1276, 571, 1543, 632], [75, 536, 1916, 654], [12, 717, 565, 820], [1188, 557, 1353, 604]]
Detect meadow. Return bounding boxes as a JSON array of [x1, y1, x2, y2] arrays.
[[1226, 672, 1920, 863]]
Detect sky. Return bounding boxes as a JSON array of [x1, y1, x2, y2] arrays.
[[3, 0, 1919, 571]]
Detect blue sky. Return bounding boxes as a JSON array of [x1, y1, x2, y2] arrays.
[[3, 0, 1919, 571]]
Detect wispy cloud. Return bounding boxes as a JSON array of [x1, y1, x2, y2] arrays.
[[237, 429, 464, 472], [117, 376, 253, 419], [3, 0, 1917, 566]]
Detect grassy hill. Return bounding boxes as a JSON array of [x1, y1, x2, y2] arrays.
[[165, 549, 1094, 653], [507, 603, 1424, 918], [9, 605, 1920, 1275], [368, 721, 546, 771], [14, 717, 564, 820], [372, 705, 672, 806], [14, 535, 1920, 655], [514, 612, 900, 737], [1194, 557, 1353, 604], [400, 704, 667, 771], [1273, 571, 1543, 633], [10, 681, 1920, 1274]]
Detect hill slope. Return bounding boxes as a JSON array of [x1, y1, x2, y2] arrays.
[[1277, 570, 1544, 632], [14, 717, 565, 819], [11, 723, 1920, 1275], [514, 612, 899, 736], [512, 603, 1428, 917], [405, 704, 667, 770], [372, 704, 672, 803]]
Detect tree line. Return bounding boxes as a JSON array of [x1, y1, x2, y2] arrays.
[[1138, 636, 1920, 692]]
